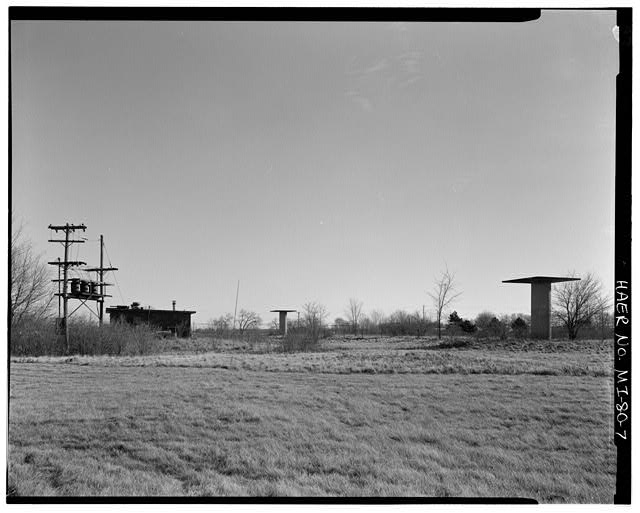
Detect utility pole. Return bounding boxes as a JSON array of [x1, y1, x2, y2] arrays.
[[84, 234, 117, 325], [99, 235, 104, 324], [57, 257, 61, 319], [48, 223, 87, 353]]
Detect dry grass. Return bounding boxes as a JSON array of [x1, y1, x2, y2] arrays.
[[12, 339, 612, 378], [10, 318, 165, 357], [7, 336, 615, 501]]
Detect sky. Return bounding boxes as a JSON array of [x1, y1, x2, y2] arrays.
[[10, 10, 619, 326]]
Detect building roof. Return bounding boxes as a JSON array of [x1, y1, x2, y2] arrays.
[[106, 307, 196, 314], [502, 276, 581, 284]]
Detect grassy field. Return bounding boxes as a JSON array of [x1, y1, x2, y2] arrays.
[[8, 336, 616, 501]]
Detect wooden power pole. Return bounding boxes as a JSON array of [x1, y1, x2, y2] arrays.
[[48, 223, 87, 353], [99, 235, 105, 324], [82, 234, 118, 325]]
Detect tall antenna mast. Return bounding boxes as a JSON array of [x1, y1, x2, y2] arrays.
[[233, 280, 240, 330]]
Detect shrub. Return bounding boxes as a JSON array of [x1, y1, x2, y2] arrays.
[[460, 319, 477, 333], [10, 317, 61, 356], [475, 313, 508, 339], [10, 318, 165, 357], [209, 313, 234, 338], [236, 329, 270, 352], [279, 330, 320, 353], [447, 311, 462, 335], [487, 317, 508, 339], [431, 338, 470, 349], [378, 309, 432, 337], [475, 312, 494, 331], [70, 321, 163, 355], [511, 317, 528, 339]]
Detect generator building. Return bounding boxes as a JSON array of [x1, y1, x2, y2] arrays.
[[106, 302, 196, 338]]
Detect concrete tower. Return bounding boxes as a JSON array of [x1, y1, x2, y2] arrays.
[[502, 276, 580, 339], [270, 309, 297, 336]]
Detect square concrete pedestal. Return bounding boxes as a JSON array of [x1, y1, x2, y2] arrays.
[[503, 276, 580, 339]]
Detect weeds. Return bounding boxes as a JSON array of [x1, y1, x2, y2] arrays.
[[10, 318, 164, 357], [279, 330, 321, 353], [430, 338, 471, 350]]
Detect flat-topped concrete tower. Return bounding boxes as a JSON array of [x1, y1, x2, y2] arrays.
[[270, 309, 297, 336], [503, 276, 580, 339]]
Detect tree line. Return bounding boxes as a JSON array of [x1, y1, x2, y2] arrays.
[[209, 269, 612, 341], [11, 221, 613, 342]]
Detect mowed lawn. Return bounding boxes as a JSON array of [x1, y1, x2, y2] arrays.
[[8, 356, 615, 501]]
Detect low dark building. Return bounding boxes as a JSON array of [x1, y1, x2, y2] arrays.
[[106, 302, 196, 338]]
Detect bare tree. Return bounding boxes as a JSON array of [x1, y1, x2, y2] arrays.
[[333, 317, 349, 335], [358, 314, 371, 336], [236, 309, 262, 334], [412, 308, 431, 338], [345, 298, 363, 335], [302, 301, 328, 342], [553, 272, 610, 340], [209, 313, 233, 336], [386, 309, 411, 336], [596, 310, 613, 342], [428, 267, 462, 339], [10, 220, 54, 328], [369, 309, 385, 335]]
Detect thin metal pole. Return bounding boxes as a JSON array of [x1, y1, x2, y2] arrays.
[[233, 280, 240, 330]]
